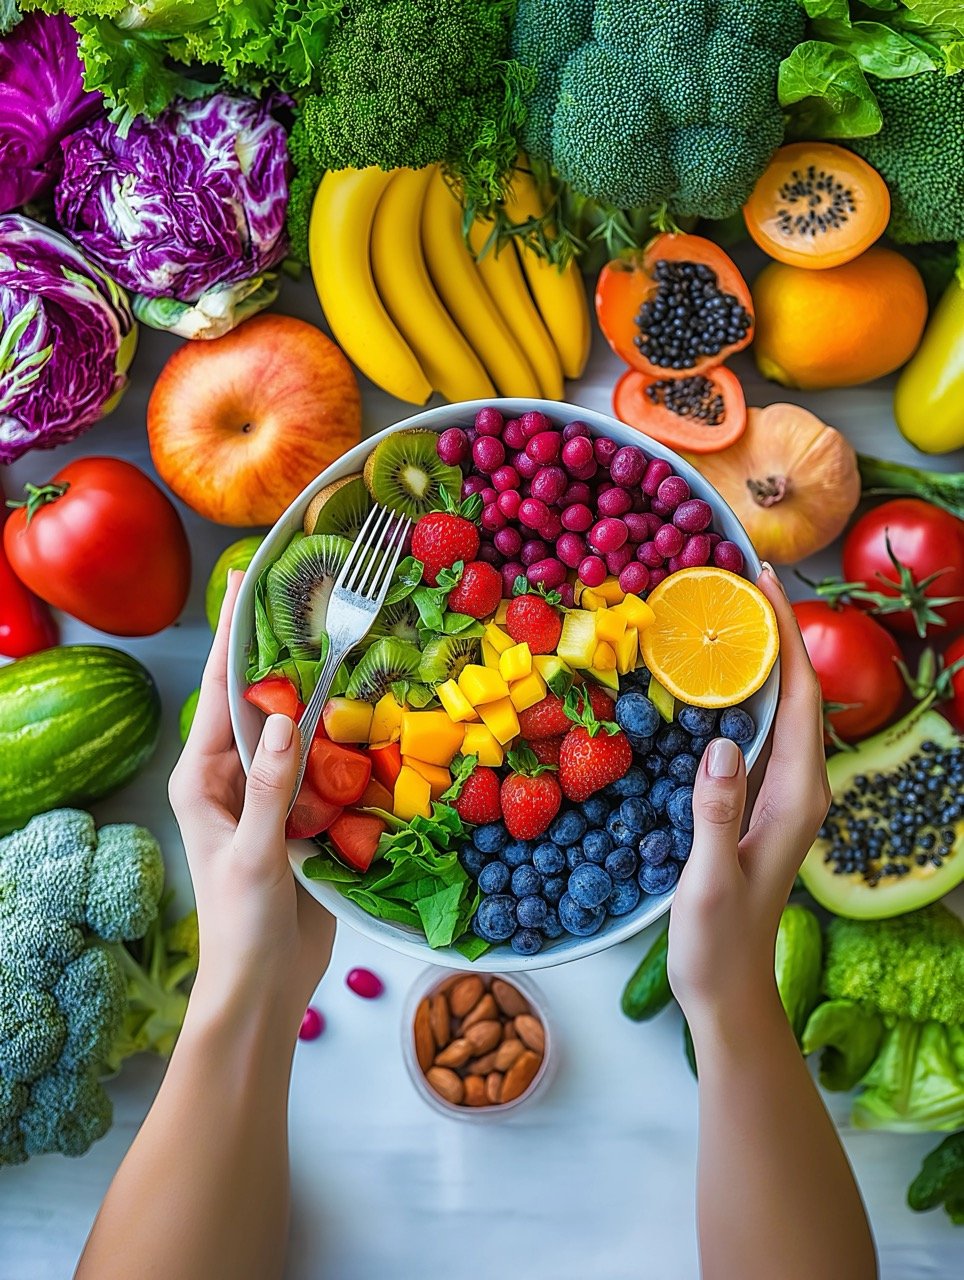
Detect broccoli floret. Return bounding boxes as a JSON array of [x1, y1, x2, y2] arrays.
[[849, 72, 964, 245], [908, 1131, 964, 1225], [511, 0, 804, 219], [285, 110, 327, 265], [823, 904, 964, 1027]]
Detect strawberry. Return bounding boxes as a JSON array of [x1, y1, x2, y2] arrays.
[[517, 692, 571, 739], [500, 749, 561, 840], [524, 735, 563, 767], [558, 688, 633, 802], [585, 682, 615, 722], [506, 593, 562, 654], [453, 766, 502, 824], [411, 512, 479, 586], [447, 560, 502, 619]]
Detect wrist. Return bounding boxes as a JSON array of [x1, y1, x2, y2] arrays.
[[682, 980, 789, 1052], [186, 965, 304, 1058]]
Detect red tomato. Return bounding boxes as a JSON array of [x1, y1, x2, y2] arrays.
[[0, 488, 58, 658], [307, 738, 372, 806], [942, 635, 964, 733], [286, 779, 342, 840], [3, 457, 191, 637], [841, 499, 964, 637], [243, 676, 305, 720], [793, 599, 904, 742]]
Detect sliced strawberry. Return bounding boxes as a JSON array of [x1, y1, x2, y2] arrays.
[[307, 738, 372, 806], [286, 780, 342, 840], [328, 810, 386, 873], [244, 676, 305, 720], [368, 741, 402, 790]]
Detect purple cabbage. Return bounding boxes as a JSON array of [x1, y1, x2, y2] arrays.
[[0, 214, 137, 464], [0, 13, 103, 214]]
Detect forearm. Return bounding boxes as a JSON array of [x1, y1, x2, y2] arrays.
[[76, 980, 299, 1280], [691, 990, 877, 1280]]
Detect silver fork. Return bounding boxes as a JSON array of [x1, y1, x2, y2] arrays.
[[287, 503, 412, 816]]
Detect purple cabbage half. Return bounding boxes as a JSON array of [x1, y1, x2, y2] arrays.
[[0, 13, 103, 214], [56, 92, 291, 339], [0, 214, 137, 464]]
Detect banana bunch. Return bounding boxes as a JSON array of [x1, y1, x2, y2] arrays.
[[308, 165, 591, 405]]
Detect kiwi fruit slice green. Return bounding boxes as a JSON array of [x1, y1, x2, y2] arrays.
[[303, 474, 373, 538], [266, 534, 352, 659], [363, 429, 461, 520], [356, 596, 421, 653], [346, 638, 422, 702], [419, 635, 480, 685]]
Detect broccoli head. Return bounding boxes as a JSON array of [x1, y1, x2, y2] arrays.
[[849, 72, 964, 245], [511, 0, 805, 219]]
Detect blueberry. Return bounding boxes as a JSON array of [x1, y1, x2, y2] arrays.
[[511, 927, 544, 956], [542, 906, 563, 939], [619, 796, 656, 836], [558, 892, 606, 936], [475, 894, 517, 941], [511, 865, 542, 898], [643, 752, 667, 779], [638, 828, 672, 866], [582, 829, 613, 863], [503, 839, 533, 869], [568, 862, 613, 909], [606, 811, 633, 845], [517, 894, 548, 929], [615, 692, 661, 739], [473, 822, 507, 854], [533, 841, 565, 875], [666, 786, 694, 832], [458, 845, 489, 878], [649, 777, 676, 815], [566, 844, 588, 871], [667, 753, 699, 785], [582, 795, 610, 825], [549, 809, 587, 845], [605, 845, 638, 880], [671, 827, 693, 861], [656, 724, 690, 758], [689, 735, 711, 758], [478, 861, 509, 894], [607, 878, 641, 916], [627, 733, 654, 755], [608, 766, 649, 797], [543, 875, 566, 905], [638, 860, 680, 895], [677, 705, 717, 737], [720, 708, 755, 746]]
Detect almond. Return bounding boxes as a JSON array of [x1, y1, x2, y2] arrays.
[[429, 993, 450, 1049], [486, 1071, 503, 1104], [501, 1018, 515, 1042], [491, 978, 530, 1018], [514, 1013, 545, 1055], [463, 1075, 487, 1107], [434, 1037, 473, 1068], [464, 1019, 502, 1055], [414, 999, 435, 1073], [494, 1037, 524, 1071], [499, 1049, 541, 1103], [449, 975, 484, 1018], [465, 1049, 499, 1076], [426, 1067, 464, 1105], [460, 992, 498, 1031]]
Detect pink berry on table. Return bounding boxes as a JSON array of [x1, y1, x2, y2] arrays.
[[500, 560, 526, 595], [643, 457, 673, 496], [540, 510, 562, 541], [605, 545, 633, 575], [562, 502, 594, 532], [597, 486, 632, 517], [637, 540, 663, 568], [520, 410, 552, 438], [619, 562, 650, 595], [527, 558, 567, 590], [561, 435, 594, 474], [610, 445, 647, 488], [556, 531, 587, 568], [680, 534, 712, 568], [513, 450, 540, 480], [673, 498, 713, 533], [497, 490, 521, 520], [588, 517, 628, 553], [563, 420, 592, 441], [649, 566, 668, 587], [531, 465, 567, 505], [521, 538, 548, 567], [519, 497, 550, 531], [299, 1007, 325, 1041], [562, 481, 592, 508], [526, 431, 562, 464], [578, 554, 606, 587], [462, 474, 486, 498], [654, 523, 684, 558], [655, 475, 691, 510], [437, 427, 469, 465], [481, 504, 506, 532], [495, 526, 523, 557], [473, 436, 505, 474], [594, 436, 618, 467], [503, 419, 526, 449], [346, 967, 384, 999], [492, 464, 520, 493], [713, 541, 745, 573], [475, 407, 504, 436], [624, 512, 651, 544]]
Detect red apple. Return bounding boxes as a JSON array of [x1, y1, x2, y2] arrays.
[[147, 313, 362, 526]]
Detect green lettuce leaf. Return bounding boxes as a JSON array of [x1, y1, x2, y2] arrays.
[[852, 1021, 964, 1132], [779, 40, 883, 138]]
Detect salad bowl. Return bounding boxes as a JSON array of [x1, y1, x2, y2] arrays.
[[228, 399, 779, 970]]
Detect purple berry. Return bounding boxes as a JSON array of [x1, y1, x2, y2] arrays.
[[578, 554, 606, 587], [481, 503, 506, 532], [708, 532, 723, 550], [530, 465, 567, 504], [597, 486, 632, 517], [558, 582, 576, 607], [521, 538, 549, 567], [556, 532, 586, 568], [673, 498, 713, 534], [497, 490, 521, 520], [520, 410, 552, 439], [610, 445, 647, 488], [713, 540, 745, 573], [637, 540, 663, 568], [526, 430, 562, 464], [588, 517, 628, 553], [475, 407, 504, 437], [562, 420, 592, 441], [631, 488, 650, 513], [503, 418, 526, 449], [656, 475, 691, 510], [624, 512, 651, 544], [500, 560, 525, 596], [561, 435, 594, 474], [594, 436, 618, 467], [605, 545, 633, 575], [462, 474, 486, 498], [540, 509, 562, 541], [473, 435, 505, 475], [642, 457, 673, 496], [653, 523, 684, 558], [346, 967, 384, 999], [619, 562, 650, 595], [650, 498, 676, 519], [481, 486, 497, 505], [680, 534, 712, 568], [492, 464, 520, 493], [562, 481, 593, 507], [477, 541, 501, 566], [299, 1007, 325, 1041], [513, 450, 540, 480], [519, 496, 550, 531], [649, 566, 668, 587], [437, 427, 469, 465], [527, 558, 567, 590], [494, 526, 522, 557], [562, 502, 594, 532], [667, 555, 682, 573]]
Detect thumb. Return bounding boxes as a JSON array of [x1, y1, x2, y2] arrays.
[[687, 738, 747, 881], [235, 714, 300, 855]]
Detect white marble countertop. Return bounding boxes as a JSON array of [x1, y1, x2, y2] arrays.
[[2, 262, 962, 1280]]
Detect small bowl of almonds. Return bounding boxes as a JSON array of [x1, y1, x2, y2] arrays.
[[403, 969, 553, 1119]]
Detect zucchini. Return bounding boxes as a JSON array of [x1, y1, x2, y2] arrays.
[[621, 923, 672, 1021]]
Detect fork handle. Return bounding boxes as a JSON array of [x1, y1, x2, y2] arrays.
[[286, 641, 351, 818]]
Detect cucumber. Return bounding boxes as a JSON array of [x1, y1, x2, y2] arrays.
[[0, 645, 161, 834], [621, 923, 672, 1021]]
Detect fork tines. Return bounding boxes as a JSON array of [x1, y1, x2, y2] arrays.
[[337, 503, 411, 601]]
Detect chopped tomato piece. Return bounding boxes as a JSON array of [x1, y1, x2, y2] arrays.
[[244, 676, 305, 720], [307, 738, 372, 807], [328, 810, 386, 873], [368, 741, 403, 791]]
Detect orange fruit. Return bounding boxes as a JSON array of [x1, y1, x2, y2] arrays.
[[641, 567, 779, 708], [752, 246, 927, 389]]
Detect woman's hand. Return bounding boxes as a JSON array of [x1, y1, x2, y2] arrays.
[[668, 564, 831, 1033], [168, 571, 335, 1033]]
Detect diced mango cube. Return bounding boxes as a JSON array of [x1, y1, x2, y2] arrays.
[[484, 622, 514, 654], [436, 679, 477, 723], [509, 670, 546, 712], [593, 641, 617, 671], [533, 654, 573, 695], [499, 641, 532, 683], [481, 637, 501, 669], [615, 625, 638, 675], [581, 590, 605, 612], [588, 666, 619, 693], [369, 692, 404, 746], [595, 609, 627, 646], [617, 593, 657, 631], [393, 766, 432, 821], [399, 710, 464, 765], [477, 696, 520, 745], [557, 610, 598, 668], [323, 696, 374, 744], [402, 757, 450, 802], [462, 723, 504, 767], [594, 576, 625, 605], [458, 664, 509, 706], [495, 599, 510, 625]]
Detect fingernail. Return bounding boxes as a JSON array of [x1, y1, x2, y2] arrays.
[[264, 714, 293, 752], [228, 568, 244, 585], [707, 738, 740, 778], [760, 561, 787, 597]]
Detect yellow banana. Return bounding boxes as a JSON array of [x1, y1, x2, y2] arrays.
[[371, 168, 495, 403], [468, 221, 564, 400], [309, 167, 432, 405], [502, 169, 591, 381], [422, 167, 542, 399]]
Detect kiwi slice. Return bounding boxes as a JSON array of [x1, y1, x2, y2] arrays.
[[303, 474, 373, 538], [346, 638, 422, 701], [266, 534, 352, 659], [356, 596, 421, 653], [363, 429, 461, 520], [419, 635, 480, 685]]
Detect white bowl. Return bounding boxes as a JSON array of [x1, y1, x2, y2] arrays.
[[228, 398, 779, 971]]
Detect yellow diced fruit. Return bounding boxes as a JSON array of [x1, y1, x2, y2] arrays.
[[495, 599, 510, 625], [477, 696, 520, 745], [534, 654, 572, 694], [588, 667, 620, 693], [393, 766, 432, 821], [581, 590, 605, 612], [594, 609, 627, 646], [481, 637, 501, 669], [593, 641, 617, 671], [402, 757, 450, 802], [369, 692, 404, 746], [557, 610, 598, 668], [499, 641, 532, 683], [484, 622, 514, 654], [509, 670, 546, 712], [462, 723, 504, 767], [458, 663, 509, 706], [322, 696, 374, 744], [594, 576, 625, 605], [436, 679, 477, 723], [616, 626, 638, 675], [399, 710, 464, 766], [617, 593, 657, 631]]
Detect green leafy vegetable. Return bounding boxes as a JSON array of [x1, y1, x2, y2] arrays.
[[857, 450, 964, 521], [852, 1020, 964, 1132], [801, 998, 885, 1091], [908, 1130, 964, 1224], [779, 40, 882, 137]]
